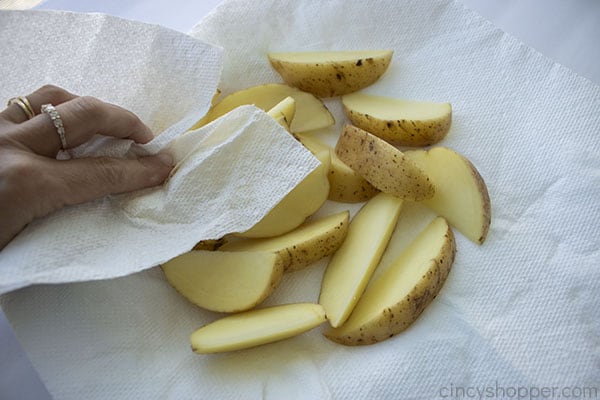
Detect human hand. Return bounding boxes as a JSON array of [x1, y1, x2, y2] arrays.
[[0, 85, 174, 249]]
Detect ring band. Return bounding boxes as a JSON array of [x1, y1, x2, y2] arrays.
[[7, 96, 34, 120], [41, 104, 68, 150]]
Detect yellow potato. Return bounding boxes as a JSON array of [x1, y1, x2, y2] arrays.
[[190, 303, 326, 354], [325, 217, 456, 345], [190, 83, 334, 133], [297, 133, 379, 203], [268, 50, 393, 97], [238, 149, 331, 238], [220, 211, 349, 272], [342, 92, 452, 146], [335, 124, 435, 201], [161, 250, 284, 313], [266, 96, 296, 130], [404, 147, 491, 244], [319, 193, 403, 328]]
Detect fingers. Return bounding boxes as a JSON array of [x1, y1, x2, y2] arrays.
[[53, 153, 174, 207], [14, 95, 155, 157], [1, 84, 77, 124]]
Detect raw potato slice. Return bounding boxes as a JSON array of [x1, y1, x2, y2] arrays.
[[325, 217, 456, 345], [297, 133, 379, 203], [190, 83, 334, 133], [267, 96, 296, 129], [335, 124, 435, 201], [161, 250, 284, 313], [239, 149, 331, 238], [319, 193, 403, 328], [404, 147, 491, 244], [268, 50, 393, 97], [342, 92, 452, 146], [190, 303, 327, 354], [221, 211, 349, 272]]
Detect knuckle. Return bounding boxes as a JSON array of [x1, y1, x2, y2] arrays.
[[71, 96, 106, 121], [94, 157, 126, 187], [37, 84, 69, 100]]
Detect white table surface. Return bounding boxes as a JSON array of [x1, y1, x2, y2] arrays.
[[1, 1, 599, 399]]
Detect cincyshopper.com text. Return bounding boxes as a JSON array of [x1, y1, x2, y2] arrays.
[[438, 381, 599, 399]]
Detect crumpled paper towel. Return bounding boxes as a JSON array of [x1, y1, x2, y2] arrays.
[[2, 1, 600, 399], [0, 10, 319, 294]]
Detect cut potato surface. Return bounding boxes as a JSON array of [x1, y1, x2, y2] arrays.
[[335, 124, 434, 201], [297, 133, 380, 203], [319, 193, 403, 327], [268, 50, 393, 97], [239, 149, 331, 238], [267, 96, 296, 130], [220, 211, 349, 272], [405, 147, 491, 244], [190, 83, 334, 133], [191, 303, 327, 354], [161, 250, 284, 313], [342, 93, 452, 146], [325, 217, 456, 345]]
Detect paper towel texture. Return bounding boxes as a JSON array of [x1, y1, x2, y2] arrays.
[[2, 1, 600, 399], [0, 10, 319, 293]]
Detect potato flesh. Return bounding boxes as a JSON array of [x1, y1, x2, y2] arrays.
[[221, 211, 349, 272], [405, 147, 491, 244], [319, 193, 403, 327], [161, 251, 283, 313], [335, 124, 435, 201], [191, 83, 334, 133], [267, 96, 296, 129], [190, 303, 326, 354], [238, 149, 331, 238], [325, 217, 455, 345], [342, 93, 452, 147], [268, 50, 393, 97], [343, 93, 450, 120]]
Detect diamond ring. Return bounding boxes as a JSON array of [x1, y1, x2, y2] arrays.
[[41, 104, 68, 150]]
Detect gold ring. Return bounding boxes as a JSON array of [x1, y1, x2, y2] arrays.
[[7, 96, 35, 120]]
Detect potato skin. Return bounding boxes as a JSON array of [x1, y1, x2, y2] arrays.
[[328, 165, 381, 203], [269, 53, 392, 98], [220, 211, 350, 272], [344, 106, 452, 147], [324, 223, 456, 345], [335, 124, 435, 201]]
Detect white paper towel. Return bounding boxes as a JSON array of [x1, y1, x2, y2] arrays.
[[2, 1, 600, 399], [0, 10, 319, 293]]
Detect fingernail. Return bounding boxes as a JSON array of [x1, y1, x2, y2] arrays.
[[155, 152, 174, 166]]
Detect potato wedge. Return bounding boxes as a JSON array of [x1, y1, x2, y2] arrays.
[[239, 149, 331, 238], [161, 250, 284, 313], [220, 211, 349, 272], [319, 193, 403, 327], [190, 303, 326, 354], [324, 217, 456, 345], [297, 133, 380, 203], [267, 96, 296, 130], [268, 50, 393, 97], [342, 93, 452, 146], [190, 83, 334, 133], [335, 124, 434, 201], [404, 147, 491, 244]]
